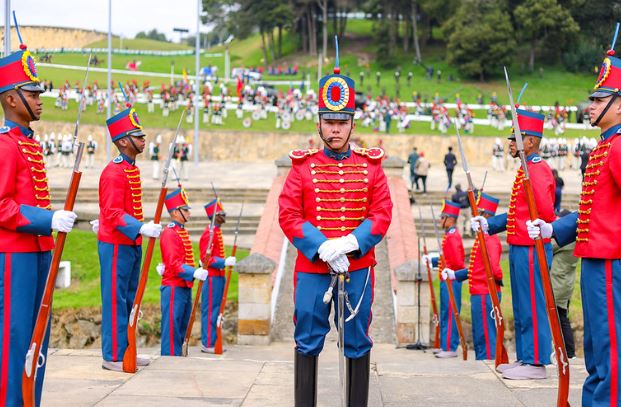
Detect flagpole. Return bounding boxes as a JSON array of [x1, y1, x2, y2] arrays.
[[193, 0, 200, 166], [4, 0, 11, 57]]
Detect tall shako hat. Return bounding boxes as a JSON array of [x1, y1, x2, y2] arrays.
[[317, 36, 355, 121], [0, 12, 44, 94], [106, 83, 145, 142], [591, 22, 621, 99], [477, 192, 500, 215], [204, 198, 225, 218], [508, 83, 545, 139], [441, 200, 460, 219], [165, 188, 191, 212]]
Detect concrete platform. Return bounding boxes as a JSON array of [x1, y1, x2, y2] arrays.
[[43, 343, 587, 406]]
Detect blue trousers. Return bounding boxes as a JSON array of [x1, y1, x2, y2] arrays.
[[293, 268, 374, 359], [440, 280, 462, 352], [201, 275, 225, 348], [471, 293, 501, 360], [581, 259, 621, 407], [0, 252, 51, 407], [508, 244, 552, 365], [160, 285, 192, 356], [98, 242, 142, 362]]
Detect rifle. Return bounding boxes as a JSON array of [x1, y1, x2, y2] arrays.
[[504, 67, 569, 407], [22, 55, 92, 406], [182, 183, 219, 356], [214, 201, 244, 354], [430, 206, 468, 360], [454, 119, 509, 367], [418, 207, 440, 350], [122, 109, 186, 373]]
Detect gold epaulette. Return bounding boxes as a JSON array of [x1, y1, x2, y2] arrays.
[[353, 147, 385, 160]]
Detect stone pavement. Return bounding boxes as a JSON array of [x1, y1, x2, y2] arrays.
[[43, 342, 587, 406]]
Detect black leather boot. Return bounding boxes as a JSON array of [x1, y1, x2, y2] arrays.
[[346, 352, 370, 407], [294, 351, 318, 407]]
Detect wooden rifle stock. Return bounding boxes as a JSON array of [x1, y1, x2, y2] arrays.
[[122, 187, 167, 373], [214, 244, 238, 354], [421, 243, 440, 349], [466, 190, 509, 367], [22, 143, 85, 407], [522, 176, 570, 407]]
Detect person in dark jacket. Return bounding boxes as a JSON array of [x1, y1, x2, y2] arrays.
[[444, 146, 458, 189]]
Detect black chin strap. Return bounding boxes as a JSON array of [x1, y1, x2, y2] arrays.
[[15, 88, 37, 121], [592, 94, 618, 127], [178, 209, 188, 223], [126, 135, 141, 154]]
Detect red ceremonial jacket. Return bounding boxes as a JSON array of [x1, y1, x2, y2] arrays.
[[97, 154, 144, 246], [160, 222, 195, 288], [279, 146, 393, 274], [0, 123, 54, 252], [199, 225, 226, 277], [439, 227, 465, 276], [458, 233, 503, 295], [574, 129, 621, 258], [489, 154, 555, 246]]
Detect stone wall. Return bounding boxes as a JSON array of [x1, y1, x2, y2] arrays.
[[35, 120, 500, 166], [1, 26, 105, 50]]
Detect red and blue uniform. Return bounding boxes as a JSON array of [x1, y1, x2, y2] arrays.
[[160, 220, 195, 356], [0, 122, 55, 407], [278, 146, 392, 359], [199, 199, 227, 349], [487, 152, 555, 366], [438, 225, 465, 353], [552, 123, 621, 406]]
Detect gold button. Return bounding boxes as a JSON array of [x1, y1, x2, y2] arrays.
[[341, 226, 346, 231], [313, 179, 318, 183], [316, 197, 321, 202], [341, 216, 346, 221], [364, 178, 368, 183], [341, 207, 346, 212], [317, 226, 322, 230], [317, 216, 322, 220], [339, 178, 345, 183], [338, 163, 343, 167], [363, 170, 368, 175], [340, 188, 345, 193], [363, 197, 367, 202], [310, 163, 316, 168], [317, 206, 322, 211], [362, 207, 367, 211], [315, 188, 320, 193], [340, 197, 345, 202], [363, 188, 368, 192], [311, 170, 316, 175], [339, 170, 344, 175], [363, 163, 368, 167]]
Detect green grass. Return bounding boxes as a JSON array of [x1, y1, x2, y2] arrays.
[[37, 98, 599, 138], [53, 229, 247, 310], [85, 37, 192, 51]]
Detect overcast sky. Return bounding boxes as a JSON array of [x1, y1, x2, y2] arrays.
[[7, 0, 208, 41]]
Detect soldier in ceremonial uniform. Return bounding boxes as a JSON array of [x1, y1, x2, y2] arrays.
[[472, 104, 555, 380], [0, 35, 77, 406], [445, 193, 503, 360], [278, 42, 392, 406], [199, 199, 236, 353], [527, 28, 621, 405], [98, 104, 162, 371], [159, 188, 208, 356], [86, 134, 97, 168], [435, 200, 465, 359]]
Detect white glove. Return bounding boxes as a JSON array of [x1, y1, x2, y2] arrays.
[[526, 219, 553, 240], [224, 256, 236, 267], [318, 239, 340, 262], [52, 210, 78, 233], [193, 267, 208, 281], [89, 219, 99, 233], [470, 215, 489, 233], [338, 234, 359, 254], [328, 254, 350, 274], [139, 221, 162, 238], [441, 268, 456, 281], [421, 254, 432, 267], [156, 263, 165, 276]]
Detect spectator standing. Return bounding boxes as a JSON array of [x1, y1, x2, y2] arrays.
[[407, 147, 419, 190], [414, 152, 431, 193], [451, 184, 471, 237], [443, 146, 458, 189]]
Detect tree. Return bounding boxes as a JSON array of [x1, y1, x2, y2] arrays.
[[135, 29, 168, 42], [443, 0, 516, 80], [514, 0, 579, 72]]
